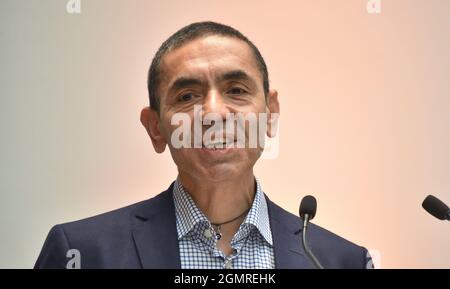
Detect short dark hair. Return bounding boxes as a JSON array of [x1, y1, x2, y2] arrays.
[[147, 21, 270, 113]]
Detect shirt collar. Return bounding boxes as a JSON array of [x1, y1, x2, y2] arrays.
[[172, 176, 273, 246]]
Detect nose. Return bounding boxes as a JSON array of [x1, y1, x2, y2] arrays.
[[200, 89, 230, 119]]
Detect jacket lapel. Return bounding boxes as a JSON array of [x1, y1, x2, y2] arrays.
[[132, 182, 181, 269], [131, 182, 313, 269], [266, 196, 314, 269]]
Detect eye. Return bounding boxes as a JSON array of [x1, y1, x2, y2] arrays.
[[178, 93, 195, 102], [227, 87, 247, 95]]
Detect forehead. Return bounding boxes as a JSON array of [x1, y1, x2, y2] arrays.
[[159, 35, 261, 86]]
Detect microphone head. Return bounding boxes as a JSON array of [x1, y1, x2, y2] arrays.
[[422, 195, 450, 220], [299, 195, 317, 220]]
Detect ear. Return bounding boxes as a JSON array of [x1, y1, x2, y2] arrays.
[[266, 89, 280, 138], [140, 107, 167, 153]]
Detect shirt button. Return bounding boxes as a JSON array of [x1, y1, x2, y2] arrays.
[[203, 228, 213, 238], [224, 260, 233, 269]]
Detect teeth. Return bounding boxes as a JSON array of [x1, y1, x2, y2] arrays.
[[202, 136, 236, 150], [203, 142, 227, 150]]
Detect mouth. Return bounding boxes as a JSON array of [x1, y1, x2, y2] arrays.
[[201, 140, 237, 150]]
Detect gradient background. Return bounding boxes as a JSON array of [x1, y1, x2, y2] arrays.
[[1, 0, 449, 268]]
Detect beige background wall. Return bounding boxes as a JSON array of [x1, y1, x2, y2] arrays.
[[1, 0, 449, 268]]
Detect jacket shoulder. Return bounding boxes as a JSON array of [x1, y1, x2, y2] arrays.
[[35, 184, 174, 269], [267, 198, 370, 269]]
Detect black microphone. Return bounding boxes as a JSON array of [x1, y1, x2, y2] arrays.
[[422, 195, 450, 221], [299, 195, 324, 269]]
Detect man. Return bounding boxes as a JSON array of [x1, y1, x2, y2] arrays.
[[35, 21, 371, 269]]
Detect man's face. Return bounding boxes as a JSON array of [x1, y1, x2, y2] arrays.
[[143, 35, 278, 182]]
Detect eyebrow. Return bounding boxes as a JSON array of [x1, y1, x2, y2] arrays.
[[168, 77, 204, 94], [219, 69, 254, 84], [168, 69, 256, 95]]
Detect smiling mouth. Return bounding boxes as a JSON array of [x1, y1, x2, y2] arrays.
[[201, 140, 237, 150]]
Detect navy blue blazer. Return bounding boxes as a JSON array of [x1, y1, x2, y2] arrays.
[[34, 182, 371, 269]]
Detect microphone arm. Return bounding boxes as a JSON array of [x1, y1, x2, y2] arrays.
[[302, 213, 324, 269]]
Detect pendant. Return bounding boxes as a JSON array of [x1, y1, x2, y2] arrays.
[[214, 225, 222, 240]]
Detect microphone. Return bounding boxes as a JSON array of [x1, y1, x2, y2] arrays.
[[422, 195, 450, 221], [299, 195, 324, 269]]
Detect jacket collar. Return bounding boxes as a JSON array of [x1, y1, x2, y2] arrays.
[[132, 182, 181, 269], [132, 182, 312, 269]]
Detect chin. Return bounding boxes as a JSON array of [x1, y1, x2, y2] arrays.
[[198, 165, 243, 182]]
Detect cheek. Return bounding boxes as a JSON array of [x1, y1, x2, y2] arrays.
[[167, 148, 195, 171], [160, 111, 197, 145], [234, 100, 266, 114], [158, 114, 181, 143]]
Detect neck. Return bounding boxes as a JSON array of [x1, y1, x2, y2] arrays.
[[177, 170, 256, 224]]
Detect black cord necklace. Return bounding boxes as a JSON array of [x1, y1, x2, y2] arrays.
[[210, 208, 250, 240]]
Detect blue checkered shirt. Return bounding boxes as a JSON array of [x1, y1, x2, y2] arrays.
[[172, 177, 275, 269]]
